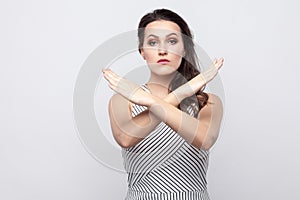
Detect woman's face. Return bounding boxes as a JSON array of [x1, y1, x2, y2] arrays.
[[140, 20, 185, 76]]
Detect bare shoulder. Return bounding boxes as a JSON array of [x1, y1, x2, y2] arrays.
[[207, 93, 223, 107], [110, 93, 125, 103], [197, 93, 223, 113], [196, 93, 223, 120], [109, 93, 133, 115], [109, 93, 130, 104]]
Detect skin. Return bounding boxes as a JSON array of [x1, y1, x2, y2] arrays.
[[103, 20, 224, 150]]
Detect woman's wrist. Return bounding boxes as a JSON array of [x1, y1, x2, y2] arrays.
[[164, 92, 181, 107], [145, 94, 158, 108]]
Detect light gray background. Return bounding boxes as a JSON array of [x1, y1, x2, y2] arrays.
[[1, 0, 299, 199]]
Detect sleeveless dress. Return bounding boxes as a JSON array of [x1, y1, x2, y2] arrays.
[[122, 85, 210, 200]]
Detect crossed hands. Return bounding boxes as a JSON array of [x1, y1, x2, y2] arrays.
[[102, 58, 224, 107]]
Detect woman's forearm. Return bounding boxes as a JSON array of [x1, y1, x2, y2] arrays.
[[148, 94, 222, 150], [112, 92, 183, 148], [148, 96, 202, 146]]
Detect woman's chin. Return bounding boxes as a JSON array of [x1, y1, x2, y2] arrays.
[[148, 64, 178, 76]]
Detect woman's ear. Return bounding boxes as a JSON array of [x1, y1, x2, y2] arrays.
[[140, 49, 146, 60]]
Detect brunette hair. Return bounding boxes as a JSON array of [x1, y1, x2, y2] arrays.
[[137, 8, 209, 117]]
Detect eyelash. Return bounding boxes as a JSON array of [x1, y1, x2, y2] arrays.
[[147, 38, 178, 46], [148, 40, 158, 46], [169, 39, 177, 45]]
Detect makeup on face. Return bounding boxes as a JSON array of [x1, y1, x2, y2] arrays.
[[140, 21, 185, 76], [144, 31, 183, 54]]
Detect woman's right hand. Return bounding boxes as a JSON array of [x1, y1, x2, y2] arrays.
[[103, 68, 155, 107], [171, 58, 224, 102]]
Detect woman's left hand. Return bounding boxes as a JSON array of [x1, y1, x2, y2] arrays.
[[102, 69, 154, 106], [171, 58, 224, 103]]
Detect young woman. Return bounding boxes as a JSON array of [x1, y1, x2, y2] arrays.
[[103, 8, 224, 200]]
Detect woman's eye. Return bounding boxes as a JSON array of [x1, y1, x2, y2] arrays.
[[148, 40, 158, 46], [168, 39, 178, 45]]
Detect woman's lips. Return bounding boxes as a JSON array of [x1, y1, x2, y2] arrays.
[[157, 59, 170, 64]]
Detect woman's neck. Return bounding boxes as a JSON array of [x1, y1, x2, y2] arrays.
[[146, 73, 175, 98]]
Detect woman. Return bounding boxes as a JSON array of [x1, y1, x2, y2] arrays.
[[103, 8, 224, 200]]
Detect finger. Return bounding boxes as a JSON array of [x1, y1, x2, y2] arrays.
[[213, 59, 217, 65], [104, 69, 122, 83], [214, 58, 223, 70], [215, 61, 222, 69], [107, 79, 119, 91], [103, 71, 110, 81], [102, 68, 112, 74], [218, 58, 224, 68], [103, 70, 127, 94], [110, 71, 122, 81], [103, 72, 119, 89], [105, 70, 120, 82], [108, 82, 116, 91]]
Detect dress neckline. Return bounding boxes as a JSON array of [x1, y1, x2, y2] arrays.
[[141, 84, 152, 94]]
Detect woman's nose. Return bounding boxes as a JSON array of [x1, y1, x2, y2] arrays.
[[158, 45, 168, 55]]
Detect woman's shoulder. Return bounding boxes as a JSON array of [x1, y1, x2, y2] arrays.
[[196, 93, 223, 120], [197, 92, 223, 107], [207, 93, 222, 102], [109, 93, 133, 113], [110, 93, 126, 104]]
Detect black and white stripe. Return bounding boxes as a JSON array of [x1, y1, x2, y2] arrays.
[[122, 86, 210, 200]]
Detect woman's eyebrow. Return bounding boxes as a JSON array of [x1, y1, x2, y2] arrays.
[[146, 33, 178, 38]]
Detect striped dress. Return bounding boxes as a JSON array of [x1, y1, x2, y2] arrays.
[[122, 85, 210, 200]]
